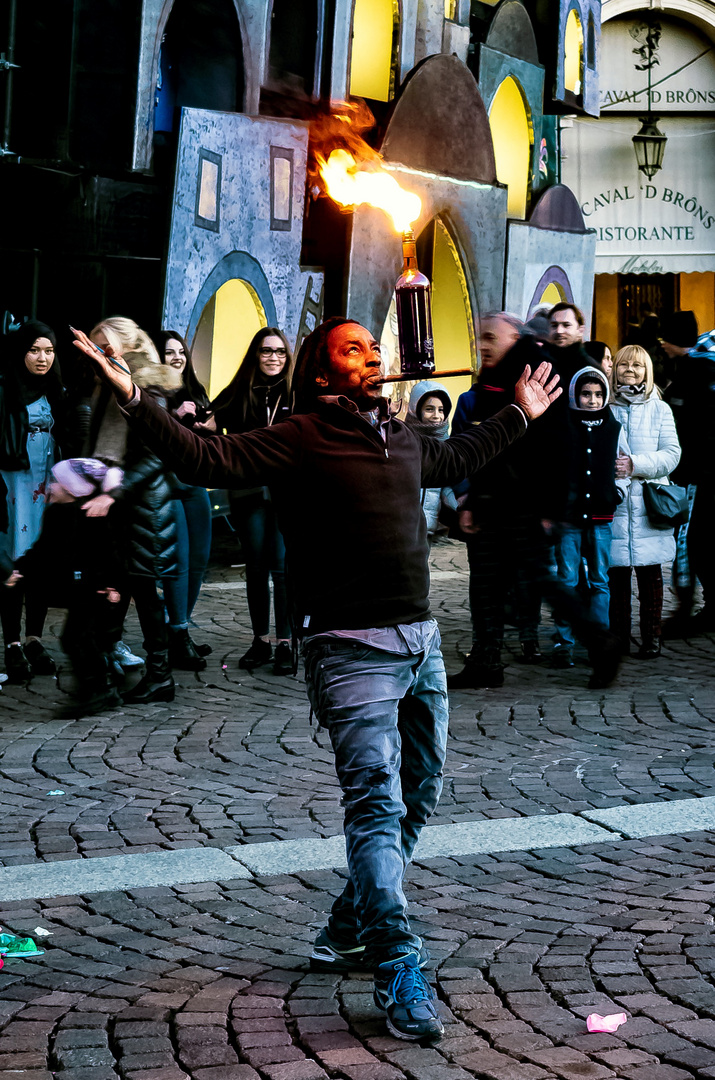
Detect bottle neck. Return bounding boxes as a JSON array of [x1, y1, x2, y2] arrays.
[[401, 237, 418, 272]]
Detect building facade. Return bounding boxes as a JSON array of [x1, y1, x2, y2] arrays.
[[1, 0, 602, 396], [562, 0, 715, 348]]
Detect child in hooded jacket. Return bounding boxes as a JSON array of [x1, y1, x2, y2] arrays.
[[551, 366, 629, 668], [403, 382, 458, 542]]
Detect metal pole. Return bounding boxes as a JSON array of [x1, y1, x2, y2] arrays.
[[2, 0, 18, 154]]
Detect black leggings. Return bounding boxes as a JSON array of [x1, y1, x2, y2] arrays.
[[0, 579, 47, 644]]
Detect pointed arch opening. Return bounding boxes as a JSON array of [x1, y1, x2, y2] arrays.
[[564, 8, 584, 94], [489, 76, 532, 219], [381, 216, 476, 412], [349, 0, 400, 103], [154, 0, 245, 153], [192, 279, 268, 400]]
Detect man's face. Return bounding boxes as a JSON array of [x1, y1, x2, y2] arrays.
[[660, 339, 689, 360], [578, 382, 604, 411], [550, 310, 584, 349], [320, 323, 384, 405], [479, 317, 520, 369]]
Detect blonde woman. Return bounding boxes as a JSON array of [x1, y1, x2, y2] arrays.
[[609, 345, 681, 658], [80, 316, 182, 703]]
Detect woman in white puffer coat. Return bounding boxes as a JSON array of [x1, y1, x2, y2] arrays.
[[609, 345, 681, 659]]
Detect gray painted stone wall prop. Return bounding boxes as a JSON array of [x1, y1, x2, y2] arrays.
[[485, 0, 540, 64], [132, 0, 267, 172], [530, 182, 589, 232], [163, 107, 323, 351], [503, 218, 596, 324], [477, 45, 545, 200], [345, 169, 507, 344], [381, 54, 498, 184]]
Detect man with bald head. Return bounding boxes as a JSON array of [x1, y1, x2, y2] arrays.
[[450, 313, 545, 688]]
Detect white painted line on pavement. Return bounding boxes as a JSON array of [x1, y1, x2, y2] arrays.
[[583, 795, 715, 838], [0, 796, 713, 901], [0, 847, 249, 902]]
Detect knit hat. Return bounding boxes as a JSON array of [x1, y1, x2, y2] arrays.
[[523, 314, 550, 343], [51, 458, 123, 500], [660, 310, 699, 348]]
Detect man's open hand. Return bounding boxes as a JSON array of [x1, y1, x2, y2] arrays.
[[514, 362, 561, 421], [71, 327, 134, 404]]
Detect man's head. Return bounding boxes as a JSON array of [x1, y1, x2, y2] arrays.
[[549, 303, 586, 349], [660, 310, 699, 359], [479, 312, 523, 369], [578, 379, 604, 411], [292, 317, 384, 410]]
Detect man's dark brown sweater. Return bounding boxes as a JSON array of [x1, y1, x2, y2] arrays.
[[124, 390, 527, 633]]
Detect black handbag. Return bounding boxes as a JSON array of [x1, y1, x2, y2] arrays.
[[642, 481, 689, 529]]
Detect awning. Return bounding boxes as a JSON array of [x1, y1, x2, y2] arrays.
[[561, 116, 715, 274]]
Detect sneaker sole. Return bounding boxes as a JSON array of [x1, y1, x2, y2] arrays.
[[385, 1014, 444, 1041], [311, 948, 430, 975]]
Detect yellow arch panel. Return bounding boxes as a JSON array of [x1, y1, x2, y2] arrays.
[[539, 282, 566, 307], [489, 76, 531, 220], [350, 0, 398, 102], [565, 9, 584, 94], [196, 278, 267, 400]]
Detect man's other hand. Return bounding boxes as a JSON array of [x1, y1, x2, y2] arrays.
[[71, 327, 134, 405], [514, 362, 561, 420]]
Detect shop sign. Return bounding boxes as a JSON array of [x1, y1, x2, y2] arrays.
[[561, 117, 715, 273], [600, 17, 715, 112]]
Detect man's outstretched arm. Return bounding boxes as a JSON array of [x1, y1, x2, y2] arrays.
[[71, 328, 301, 489]]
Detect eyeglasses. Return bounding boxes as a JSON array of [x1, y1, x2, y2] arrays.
[[259, 347, 287, 359]]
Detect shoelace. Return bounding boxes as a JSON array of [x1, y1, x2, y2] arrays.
[[388, 961, 431, 1004]]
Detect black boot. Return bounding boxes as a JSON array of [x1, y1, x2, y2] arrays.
[[123, 653, 174, 704], [190, 635, 212, 657], [447, 656, 504, 689], [24, 639, 56, 676], [635, 637, 661, 660], [169, 628, 207, 672], [239, 637, 273, 670], [4, 643, 31, 684]]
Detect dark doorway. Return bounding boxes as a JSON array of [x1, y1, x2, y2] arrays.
[[154, 0, 245, 140], [266, 0, 321, 99], [619, 273, 679, 344]]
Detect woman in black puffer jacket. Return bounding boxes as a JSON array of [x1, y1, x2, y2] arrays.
[[74, 317, 181, 704]]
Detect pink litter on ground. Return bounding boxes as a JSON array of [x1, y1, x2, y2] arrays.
[[586, 1012, 627, 1033]]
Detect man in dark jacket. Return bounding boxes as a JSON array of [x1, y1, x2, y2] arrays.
[[448, 313, 544, 688], [72, 316, 560, 1043], [663, 325, 715, 634]]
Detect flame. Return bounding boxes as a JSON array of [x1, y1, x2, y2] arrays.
[[317, 148, 422, 234]]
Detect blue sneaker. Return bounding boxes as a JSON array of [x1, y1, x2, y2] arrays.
[[373, 953, 444, 1041], [310, 927, 430, 974]]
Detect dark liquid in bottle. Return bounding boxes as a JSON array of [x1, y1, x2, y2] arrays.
[[396, 284, 435, 378]]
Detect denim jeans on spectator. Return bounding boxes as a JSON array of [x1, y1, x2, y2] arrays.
[[553, 522, 613, 648], [303, 623, 448, 964], [164, 484, 212, 630], [232, 490, 290, 640]]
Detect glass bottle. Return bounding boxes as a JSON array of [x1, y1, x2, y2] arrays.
[[395, 230, 435, 378]]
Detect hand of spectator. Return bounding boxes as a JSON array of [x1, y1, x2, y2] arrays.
[[458, 509, 480, 535], [615, 455, 634, 478], [514, 362, 561, 420], [83, 494, 115, 518], [194, 414, 217, 433], [71, 327, 134, 404], [47, 482, 74, 505], [97, 588, 121, 603], [176, 401, 197, 419], [4, 570, 22, 588], [541, 518, 555, 536]]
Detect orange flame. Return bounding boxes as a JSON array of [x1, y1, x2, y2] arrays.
[[316, 148, 422, 234]]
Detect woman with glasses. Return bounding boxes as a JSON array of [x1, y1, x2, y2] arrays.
[[207, 328, 295, 674]]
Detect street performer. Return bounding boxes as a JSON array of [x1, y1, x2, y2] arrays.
[[73, 316, 560, 1043]]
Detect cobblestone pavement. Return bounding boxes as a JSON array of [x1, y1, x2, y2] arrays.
[[1, 541, 715, 1080]]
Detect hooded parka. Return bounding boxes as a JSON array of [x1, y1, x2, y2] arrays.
[[610, 390, 681, 567]]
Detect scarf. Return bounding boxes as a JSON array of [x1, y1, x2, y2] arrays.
[[92, 389, 129, 466], [403, 414, 450, 442], [614, 382, 647, 406]]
